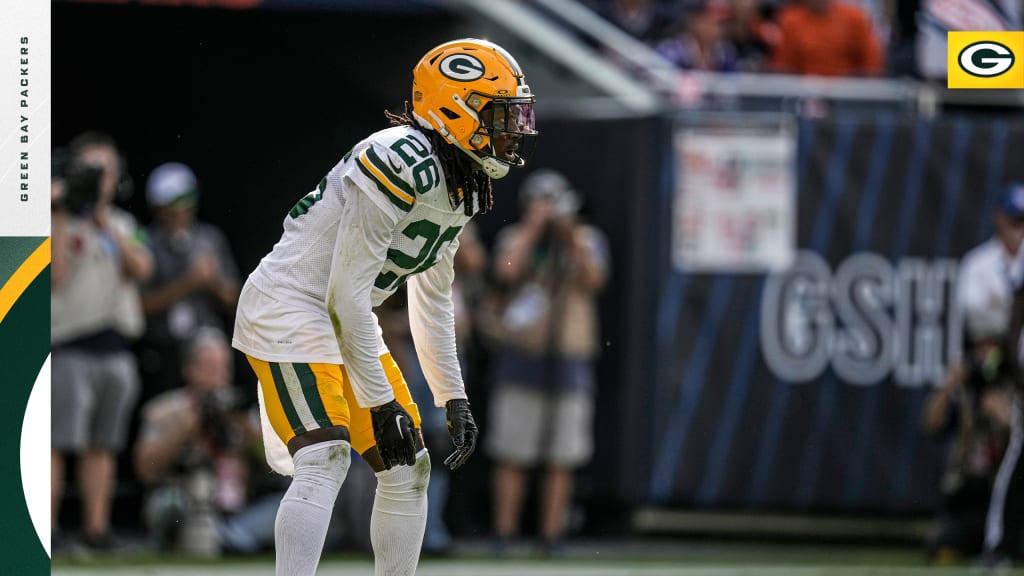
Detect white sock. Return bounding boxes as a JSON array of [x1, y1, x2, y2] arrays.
[[371, 449, 430, 576], [275, 440, 351, 576]]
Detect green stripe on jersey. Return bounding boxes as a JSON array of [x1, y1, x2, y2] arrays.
[[356, 159, 414, 212], [364, 147, 416, 199]]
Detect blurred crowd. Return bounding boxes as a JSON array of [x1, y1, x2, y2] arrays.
[[49, 131, 609, 560], [585, 0, 1020, 80]]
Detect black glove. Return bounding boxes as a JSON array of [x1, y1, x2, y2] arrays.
[[444, 399, 478, 470], [370, 399, 417, 469]]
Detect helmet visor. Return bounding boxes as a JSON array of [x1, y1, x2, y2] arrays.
[[507, 102, 537, 135], [479, 99, 538, 166], [480, 100, 536, 134]]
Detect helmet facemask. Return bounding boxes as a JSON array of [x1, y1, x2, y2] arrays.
[[464, 96, 537, 179]]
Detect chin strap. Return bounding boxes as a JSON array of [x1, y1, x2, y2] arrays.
[[468, 149, 510, 179], [419, 110, 511, 179]]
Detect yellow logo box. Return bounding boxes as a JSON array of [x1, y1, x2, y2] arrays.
[[948, 31, 1024, 89]]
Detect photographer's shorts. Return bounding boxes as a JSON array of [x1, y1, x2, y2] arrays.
[[246, 352, 421, 455], [51, 349, 140, 452], [486, 384, 594, 468]]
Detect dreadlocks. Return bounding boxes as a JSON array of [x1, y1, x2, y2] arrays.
[[385, 103, 493, 217]]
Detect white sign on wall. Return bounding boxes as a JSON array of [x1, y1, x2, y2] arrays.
[[672, 120, 796, 272]]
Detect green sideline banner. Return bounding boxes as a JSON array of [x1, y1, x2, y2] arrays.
[[650, 116, 1024, 513], [0, 1, 52, 572]]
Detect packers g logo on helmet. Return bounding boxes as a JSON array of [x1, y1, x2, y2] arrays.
[[439, 54, 486, 81], [412, 38, 538, 179]]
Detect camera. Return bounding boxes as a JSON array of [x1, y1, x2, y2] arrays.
[[63, 159, 105, 217], [199, 387, 246, 452], [964, 343, 1012, 394]]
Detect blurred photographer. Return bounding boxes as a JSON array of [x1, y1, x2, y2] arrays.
[[923, 183, 1024, 564], [51, 133, 153, 554], [485, 169, 609, 554], [134, 327, 261, 557], [139, 162, 240, 398], [923, 330, 1015, 562]]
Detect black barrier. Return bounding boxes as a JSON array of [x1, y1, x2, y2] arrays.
[[648, 114, 1024, 514]]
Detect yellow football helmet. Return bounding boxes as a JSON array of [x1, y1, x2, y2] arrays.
[[412, 38, 537, 179]]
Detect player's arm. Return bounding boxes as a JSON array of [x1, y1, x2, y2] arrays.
[[407, 240, 478, 469], [326, 186, 402, 409], [333, 141, 424, 468], [407, 238, 465, 405]]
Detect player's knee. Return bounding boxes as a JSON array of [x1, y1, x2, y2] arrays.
[[375, 450, 430, 498], [292, 439, 351, 493]]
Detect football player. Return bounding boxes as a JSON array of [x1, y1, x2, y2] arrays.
[[231, 39, 537, 576]]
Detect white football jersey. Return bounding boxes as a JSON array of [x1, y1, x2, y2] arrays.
[[233, 125, 472, 409]]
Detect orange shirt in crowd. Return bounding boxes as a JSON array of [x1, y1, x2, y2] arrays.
[[771, 0, 884, 77]]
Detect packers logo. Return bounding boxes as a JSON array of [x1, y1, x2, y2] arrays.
[[439, 54, 485, 82], [947, 32, 1024, 89], [958, 41, 1015, 77]]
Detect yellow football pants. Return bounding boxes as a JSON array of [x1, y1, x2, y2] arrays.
[[245, 352, 421, 455]]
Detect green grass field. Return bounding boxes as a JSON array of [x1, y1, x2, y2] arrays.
[[51, 540, 1024, 576], [46, 563, 1024, 576]]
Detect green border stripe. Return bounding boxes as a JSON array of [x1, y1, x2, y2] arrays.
[[293, 363, 333, 428], [269, 362, 307, 435], [356, 159, 413, 211], [0, 237, 45, 286]]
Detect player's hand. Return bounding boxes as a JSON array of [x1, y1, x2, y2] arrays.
[[444, 399, 478, 470], [370, 399, 417, 469]]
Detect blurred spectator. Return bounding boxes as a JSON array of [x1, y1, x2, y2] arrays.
[[725, 0, 781, 72], [486, 169, 609, 554], [377, 221, 488, 556], [588, 0, 676, 41], [915, 0, 1020, 83], [51, 132, 153, 553], [958, 184, 1024, 356], [134, 327, 266, 557], [923, 183, 1024, 564], [139, 162, 240, 398], [922, 341, 1016, 562], [979, 183, 1024, 566], [887, 0, 919, 77], [453, 221, 489, 354], [771, 0, 885, 76], [655, 1, 740, 72]]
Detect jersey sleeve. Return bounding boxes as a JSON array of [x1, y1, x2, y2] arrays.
[[326, 176, 403, 408], [350, 138, 418, 214], [406, 236, 467, 407]]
